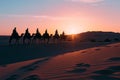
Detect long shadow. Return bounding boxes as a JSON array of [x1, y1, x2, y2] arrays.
[[0, 41, 118, 65]]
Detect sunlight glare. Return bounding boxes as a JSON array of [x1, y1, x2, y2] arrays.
[[65, 25, 80, 35]]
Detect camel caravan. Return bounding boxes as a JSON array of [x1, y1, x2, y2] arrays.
[[9, 27, 67, 44]]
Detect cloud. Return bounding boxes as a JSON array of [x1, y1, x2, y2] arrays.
[[67, 0, 105, 3], [0, 14, 71, 20]]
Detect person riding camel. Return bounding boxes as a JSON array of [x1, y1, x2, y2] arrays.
[[25, 28, 31, 37], [12, 27, 19, 37]]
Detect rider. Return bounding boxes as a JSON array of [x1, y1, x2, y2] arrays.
[[36, 28, 41, 37], [12, 27, 19, 37], [54, 29, 59, 38], [25, 28, 30, 36]]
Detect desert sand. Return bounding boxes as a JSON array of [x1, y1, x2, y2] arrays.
[[0, 41, 120, 80]]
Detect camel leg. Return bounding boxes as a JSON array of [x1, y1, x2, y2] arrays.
[[16, 39, 19, 45], [23, 38, 25, 44], [9, 37, 12, 45], [47, 38, 49, 44], [43, 38, 45, 44]]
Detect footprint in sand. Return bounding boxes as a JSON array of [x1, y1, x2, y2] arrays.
[[22, 75, 40, 80], [93, 69, 115, 75], [81, 51, 87, 54], [107, 57, 120, 62], [5, 74, 19, 80], [107, 66, 120, 72], [94, 48, 101, 51], [93, 66, 120, 75], [76, 63, 91, 68], [91, 65, 120, 80], [19, 58, 49, 72], [5, 58, 49, 80], [105, 45, 111, 47], [67, 63, 90, 73], [19, 65, 39, 72]]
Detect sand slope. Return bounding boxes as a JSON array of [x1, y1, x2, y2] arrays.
[[0, 43, 120, 80]]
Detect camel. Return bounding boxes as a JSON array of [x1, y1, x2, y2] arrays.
[[23, 28, 35, 44], [9, 33, 24, 44], [60, 31, 67, 41], [32, 28, 42, 44], [53, 30, 60, 42], [42, 29, 50, 44], [9, 27, 24, 44]]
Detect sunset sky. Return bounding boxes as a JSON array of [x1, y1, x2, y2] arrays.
[[0, 0, 120, 35]]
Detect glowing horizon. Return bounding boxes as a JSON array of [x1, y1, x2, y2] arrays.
[[0, 0, 120, 35]]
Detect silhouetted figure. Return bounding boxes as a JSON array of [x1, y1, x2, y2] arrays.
[[23, 28, 34, 44], [60, 31, 67, 41], [53, 29, 60, 42], [33, 28, 42, 44], [42, 29, 50, 44], [9, 27, 24, 44]]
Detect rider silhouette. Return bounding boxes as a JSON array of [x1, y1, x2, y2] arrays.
[[54, 29, 59, 38], [25, 28, 30, 37], [37, 28, 39, 33], [45, 29, 48, 34], [12, 27, 18, 37], [62, 31, 65, 36], [55, 30, 58, 35], [36, 28, 41, 37]]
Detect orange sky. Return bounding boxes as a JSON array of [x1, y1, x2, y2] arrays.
[[0, 0, 120, 35]]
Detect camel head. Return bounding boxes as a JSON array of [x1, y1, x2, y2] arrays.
[[32, 33, 35, 37], [21, 33, 24, 37]]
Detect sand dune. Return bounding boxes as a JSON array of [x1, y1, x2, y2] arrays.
[[0, 43, 120, 80], [0, 39, 113, 65]]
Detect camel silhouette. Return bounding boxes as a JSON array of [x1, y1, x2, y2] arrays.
[[60, 31, 67, 41], [53, 29, 60, 42], [9, 27, 24, 44], [23, 28, 35, 44], [33, 28, 42, 43], [42, 29, 50, 44]]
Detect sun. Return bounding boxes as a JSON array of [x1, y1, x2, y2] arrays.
[[68, 28, 77, 34], [65, 25, 80, 35]]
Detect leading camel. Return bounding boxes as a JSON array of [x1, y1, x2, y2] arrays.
[[9, 27, 24, 44]]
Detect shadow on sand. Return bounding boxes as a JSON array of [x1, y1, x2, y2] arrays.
[[0, 41, 113, 66], [67, 63, 91, 73], [107, 57, 120, 62], [90, 65, 120, 80], [22, 75, 40, 80], [5, 58, 49, 80]]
